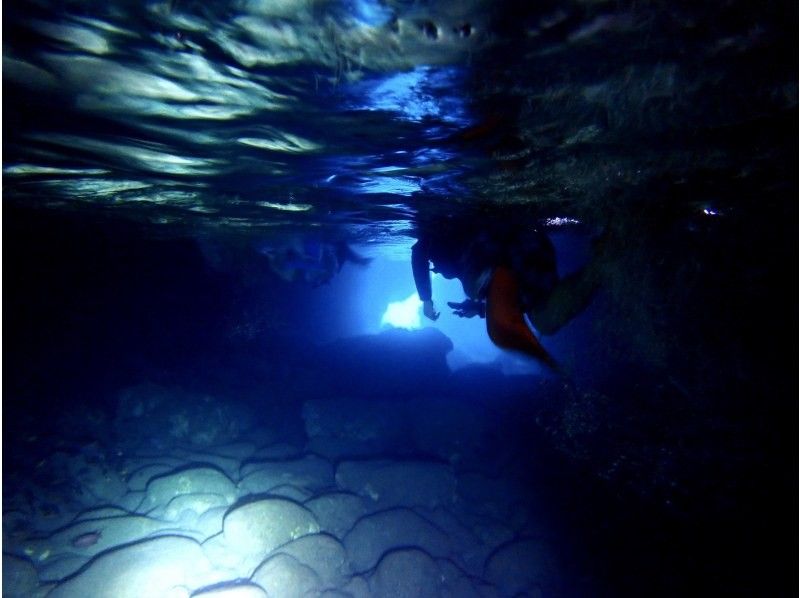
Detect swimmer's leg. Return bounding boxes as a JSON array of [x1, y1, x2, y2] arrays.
[[486, 265, 557, 368]]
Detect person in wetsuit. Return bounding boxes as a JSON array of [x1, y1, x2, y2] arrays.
[[412, 216, 601, 368]]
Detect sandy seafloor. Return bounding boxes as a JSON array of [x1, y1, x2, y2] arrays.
[[4, 375, 575, 598]]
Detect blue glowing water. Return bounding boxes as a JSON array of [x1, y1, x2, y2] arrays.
[[3, 1, 796, 596]]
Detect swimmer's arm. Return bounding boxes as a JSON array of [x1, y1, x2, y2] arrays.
[[412, 240, 433, 303]]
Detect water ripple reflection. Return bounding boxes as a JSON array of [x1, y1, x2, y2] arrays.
[[5, 0, 486, 229]]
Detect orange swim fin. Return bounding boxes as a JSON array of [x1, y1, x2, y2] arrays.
[[486, 265, 557, 368]]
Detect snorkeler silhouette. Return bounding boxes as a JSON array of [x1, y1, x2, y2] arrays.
[[412, 216, 600, 369]]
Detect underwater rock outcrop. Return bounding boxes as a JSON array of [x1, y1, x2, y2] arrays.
[[48, 536, 221, 598], [114, 383, 253, 448], [336, 460, 456, 510], [343, 508, 453, 573], [4, 389, 569, 597], [303, 395, 496, 466]]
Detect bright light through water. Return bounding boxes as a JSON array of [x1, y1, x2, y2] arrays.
[[349, 0, 393, 26], [351, 66, 470, 125], [357, 252, 540, 374], [380, 292, 422, 329]]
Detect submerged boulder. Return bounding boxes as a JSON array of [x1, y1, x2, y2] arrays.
[[114, 383, 252, 448], [203, 498, 321, 576], [275, 533, 351, 588], [343, 508, 452, 572], [484, 538, 562, 596], [48, 536, 221, 597], [368, 548, 443, 598], [251, 553, 322, 597], [239, 455, 335, 494], [304, 492, 368, 539], [140, 466, 237, 512], [222, 498, 320, 554], [335, 460, 456, 510]]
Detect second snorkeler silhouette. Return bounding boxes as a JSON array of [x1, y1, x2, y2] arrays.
[[412, 215, 599, 369]]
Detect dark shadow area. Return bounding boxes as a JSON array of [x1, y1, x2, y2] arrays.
[[4, 202, 799, 596]]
